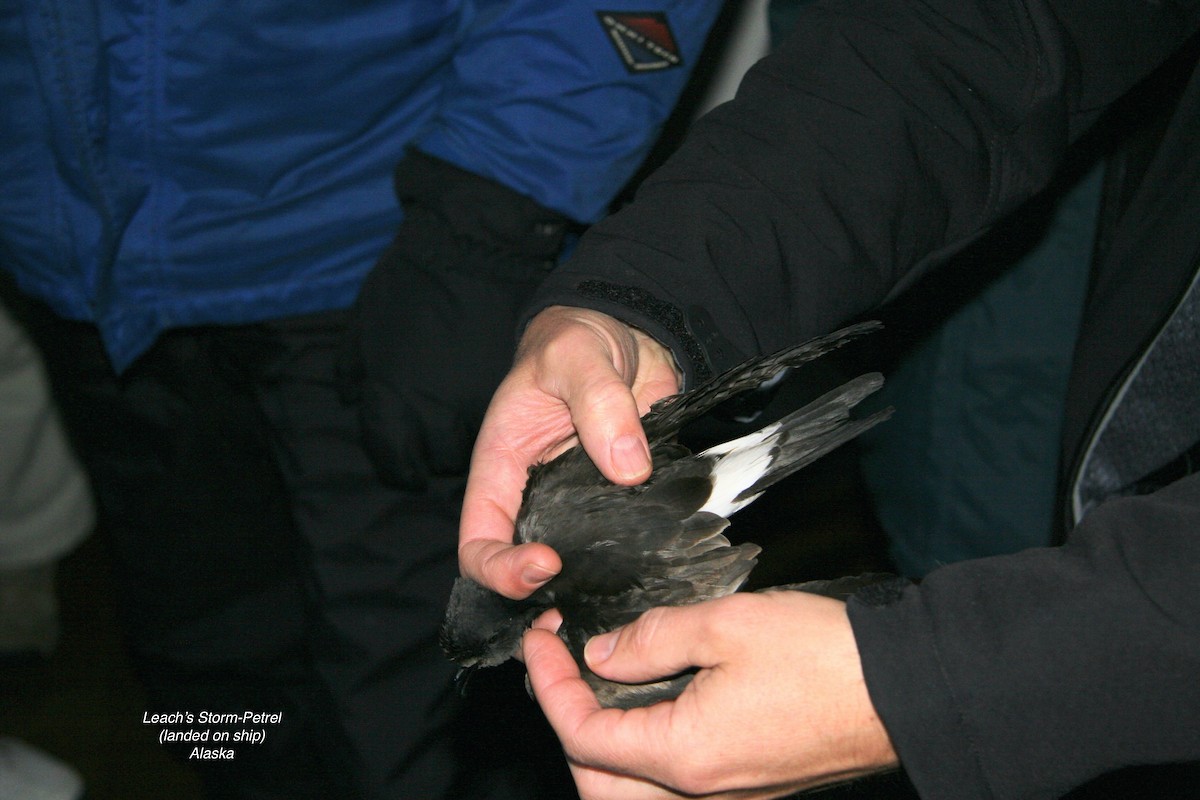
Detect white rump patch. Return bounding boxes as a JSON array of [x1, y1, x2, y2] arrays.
[[697, 420, 781, 517]]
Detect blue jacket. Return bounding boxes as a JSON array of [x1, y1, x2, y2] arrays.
[[0, 0, 721, 369]]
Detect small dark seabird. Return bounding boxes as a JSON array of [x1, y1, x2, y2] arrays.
[[442, 321, 892, 709]]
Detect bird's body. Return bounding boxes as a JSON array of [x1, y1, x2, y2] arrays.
[[441, 321, 892, 708]]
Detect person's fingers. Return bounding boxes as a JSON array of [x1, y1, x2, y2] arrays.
[[583, 602, 732, 684], [523, 631, 658, 767], [457, 538, 562, 598], [531, 607, 564, 632], [459, 363, 573, 596], [587, 326, 682, 483], [523, 628, 607, 724], [459, 460, 562, 598], [569, 373, 654, 485], [524, 629, 687, 793]]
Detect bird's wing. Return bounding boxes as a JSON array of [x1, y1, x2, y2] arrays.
[[642, 320, 882, 441], [552, 475, 759, 710], [530, 456, 759, 637], [763, 572, 900, 599]]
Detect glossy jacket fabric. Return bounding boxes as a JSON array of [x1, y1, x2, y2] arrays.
[[521, 0, 1200, 796], [0, 0, 721, 370]]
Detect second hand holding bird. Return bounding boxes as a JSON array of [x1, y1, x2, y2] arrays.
[[523, 590, 897, 800]]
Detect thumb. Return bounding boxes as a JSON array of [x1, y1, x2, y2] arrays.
[[521, 307, 659, 485], [583, 604, 723, 684], [566, 369, 653, 485]]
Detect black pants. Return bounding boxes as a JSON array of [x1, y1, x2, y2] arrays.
[[16, 302, 559, 799]]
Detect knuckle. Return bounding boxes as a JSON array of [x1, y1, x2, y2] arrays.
[[700, 593, 758, 643], [576, 372, 633, 416], [623, 606, 671, 655]]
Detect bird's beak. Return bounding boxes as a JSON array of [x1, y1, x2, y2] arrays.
[[454, 663, 480, 697]]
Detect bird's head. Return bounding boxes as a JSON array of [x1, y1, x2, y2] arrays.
[[439, 577, 534, 676]]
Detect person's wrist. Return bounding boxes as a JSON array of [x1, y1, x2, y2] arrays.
[[629, 325, 682, 390], [832, 607, 900, 778]]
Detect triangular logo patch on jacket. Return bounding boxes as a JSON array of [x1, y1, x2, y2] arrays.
[[597, 12, 683, 72]]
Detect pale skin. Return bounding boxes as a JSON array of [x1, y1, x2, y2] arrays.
[[459, 305, 899, 799]]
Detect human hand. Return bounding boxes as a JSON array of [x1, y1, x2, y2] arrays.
[[522, 591, 899, 799], [458, 305, 681, 598]]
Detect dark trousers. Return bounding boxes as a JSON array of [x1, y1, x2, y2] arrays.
[[15, 302, 520, 799]]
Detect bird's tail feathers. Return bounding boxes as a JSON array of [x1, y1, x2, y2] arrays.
[[700, 373, 891, 517]]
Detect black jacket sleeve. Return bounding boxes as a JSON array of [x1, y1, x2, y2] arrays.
[[848, 472, 1200, 799], [526, 0, 1200, 384]]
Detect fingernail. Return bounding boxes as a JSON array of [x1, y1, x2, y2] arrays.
[[521, 563, 557, 588], [610, 435, 650, 481], [584, 632, 616, 666]]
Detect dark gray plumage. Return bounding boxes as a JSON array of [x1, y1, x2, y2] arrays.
[[441, 321, 892, 709]]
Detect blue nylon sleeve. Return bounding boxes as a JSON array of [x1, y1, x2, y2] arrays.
[[411, 0, 724, 223]]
